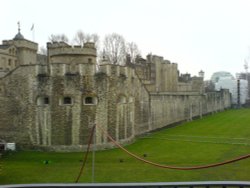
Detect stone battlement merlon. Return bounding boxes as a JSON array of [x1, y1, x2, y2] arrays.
[[47, 42, 95, 49], [149, 54, 178, 66], [99, 64, 135, 78], [164, 60, 171, 64], [151, 55, 164, 63], [47, 42, 96, 57]]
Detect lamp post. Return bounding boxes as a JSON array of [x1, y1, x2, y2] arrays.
[[236, 74, 241, 108]]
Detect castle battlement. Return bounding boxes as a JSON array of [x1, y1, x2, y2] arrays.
[[99, 64, 135, 78], [47, 42, 97, 65], [47, 42, 96, 58]]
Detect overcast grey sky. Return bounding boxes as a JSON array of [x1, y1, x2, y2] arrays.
[[1, 0, 250, 79]]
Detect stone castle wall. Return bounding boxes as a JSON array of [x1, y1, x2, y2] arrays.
[[0, 40, 231, 151], [149, 90, 231, 131]]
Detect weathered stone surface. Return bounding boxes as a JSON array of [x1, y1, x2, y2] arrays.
[[0, 38, 231, 151]]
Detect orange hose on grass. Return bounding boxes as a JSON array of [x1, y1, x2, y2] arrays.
[[97, 124, 250, 170]]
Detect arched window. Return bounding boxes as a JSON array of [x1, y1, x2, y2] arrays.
[[84, 96, 97, 105]]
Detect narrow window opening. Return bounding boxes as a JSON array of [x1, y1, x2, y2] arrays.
[[44, 97, 49, 104], [84, 96, 97, 105], [64, 97, 72, 104], [85, 97, 93, 104]]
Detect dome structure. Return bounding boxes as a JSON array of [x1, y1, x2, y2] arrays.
[[13, 32, 24, 40], [211, 71, 234, 83], [13, 22, 24, 40]]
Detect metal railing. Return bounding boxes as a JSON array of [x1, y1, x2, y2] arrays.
[[1, 181, 250, 188]]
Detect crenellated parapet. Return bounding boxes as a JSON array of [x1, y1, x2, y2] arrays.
[[99, 64, 135, 79], [46, 42, 97, 76], [47, 42, 96, 58], [135, 54, 179, 92]]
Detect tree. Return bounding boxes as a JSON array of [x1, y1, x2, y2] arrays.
[[74, 30, 99, 48], [126, 42, 141, 63], [48, 34, 69, 43], [74, 30, 87, 45], [103, 33, 126, 65], [91, 33, 100, 48]]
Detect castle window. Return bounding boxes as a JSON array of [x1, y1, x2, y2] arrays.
[[84, 96, 97, 105], [88, 58, 92, 63], [63, 97, 72, 105], [8, 59, 12, 66], [44, 97, 49, 105], [85, 97, 93, 104], [37, 96, 49, 106]]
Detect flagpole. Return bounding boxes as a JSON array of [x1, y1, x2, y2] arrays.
[[33, 29, 35, 41], [31, 24, 35, 41]]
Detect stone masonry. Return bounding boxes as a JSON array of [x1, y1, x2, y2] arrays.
[[0, 31, 231, 151]]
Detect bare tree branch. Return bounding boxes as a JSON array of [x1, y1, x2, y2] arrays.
[[103, 33, 126, 65], [48, 34, 69, 43], [74, 30, 86, 45], [74, 31, 100, 47], [126, 42, 141, 63]]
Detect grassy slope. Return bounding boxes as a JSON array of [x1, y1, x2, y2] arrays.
[[1, 109, 250, 184]]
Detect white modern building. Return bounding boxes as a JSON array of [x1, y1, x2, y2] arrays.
[[215, 77, 248, 105]]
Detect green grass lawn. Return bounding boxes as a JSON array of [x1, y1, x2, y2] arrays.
[[1, 108, 250, 184]]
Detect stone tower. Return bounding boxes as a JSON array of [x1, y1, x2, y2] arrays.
[[2, 25, 37, 66], [47, 42, 96, 76]]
